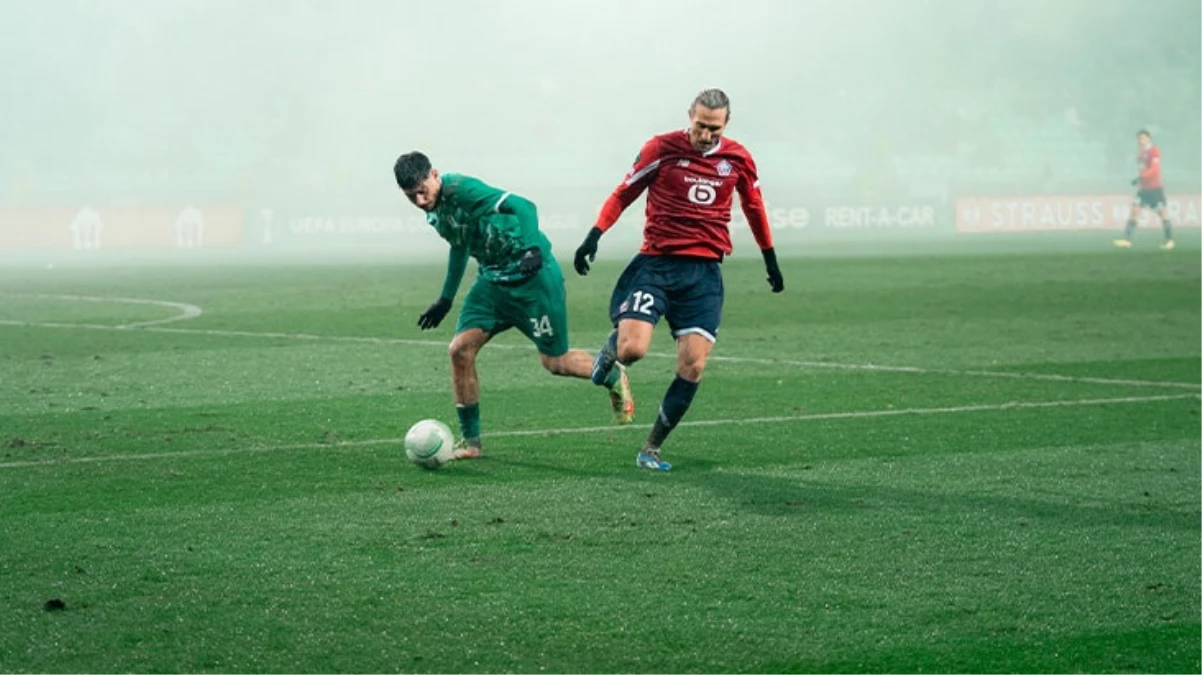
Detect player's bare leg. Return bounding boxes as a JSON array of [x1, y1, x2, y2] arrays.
[[449, 328, 491, 458], [540, 349, 594, 377], [615, 318, 654, 365], [1155, 205, 1175, 249], [638, 332, 713, 471], [543, 349, 634, 424], [1115, 203, 1140, 248], [591, 318, 653, 386], [590, 318, 653, 423]]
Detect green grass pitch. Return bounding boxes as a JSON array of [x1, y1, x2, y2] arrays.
[[1, 235, 1199, 673]]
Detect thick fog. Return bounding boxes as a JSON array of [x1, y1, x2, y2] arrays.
[[1, 0, 1199, 260]]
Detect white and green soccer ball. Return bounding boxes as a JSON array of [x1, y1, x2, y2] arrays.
[[404, 419, 455, 469]]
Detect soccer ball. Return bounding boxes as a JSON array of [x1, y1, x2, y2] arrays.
[[404, 419, 455, 469]]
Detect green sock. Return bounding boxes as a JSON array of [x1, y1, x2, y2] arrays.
[[603, 366, 620, 390], [456, 403, 481, 441]]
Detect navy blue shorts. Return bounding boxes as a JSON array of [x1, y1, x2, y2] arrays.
[[1135, 188, 1167, 209], [608, 254, 724, 342]]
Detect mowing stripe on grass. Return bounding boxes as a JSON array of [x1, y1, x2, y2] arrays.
[[2, 291, 1202, 391], [1, 315, 1198, 391], [1, 393, 1195, 470]]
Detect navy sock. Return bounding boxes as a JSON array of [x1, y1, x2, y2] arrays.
[[1124, 219, 1136, 239], [1163, 219, 1173, 240], [646, 376, 700, 449]]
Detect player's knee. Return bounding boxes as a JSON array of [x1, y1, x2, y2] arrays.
[[677, 359, 706, 382], [448, 340, 478, 367], [539, 354, 570, 375], [676, 340, 711, 381], [616, 336, 647, 364]]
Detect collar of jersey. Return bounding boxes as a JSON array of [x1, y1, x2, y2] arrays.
[[680, 129, 723, 157]]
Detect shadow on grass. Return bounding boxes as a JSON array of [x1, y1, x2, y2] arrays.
[[458, 437, 1201, 534], [679, 460, 1201, 533]]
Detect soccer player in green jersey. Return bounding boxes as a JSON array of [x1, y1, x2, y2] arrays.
[[394, 151, 635, 459]]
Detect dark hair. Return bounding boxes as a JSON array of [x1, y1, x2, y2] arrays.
[[1136, 129, 1151, 138], [692, 88, 731, 120], [394, 151, 432, 190]]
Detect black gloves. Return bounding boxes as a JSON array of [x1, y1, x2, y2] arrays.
[[762, 248, 784, 293], [518, 247, 543, 275], [1131, 178, 1139, 186], [574, 227, 604, 275], [417, 297, 453, 330]]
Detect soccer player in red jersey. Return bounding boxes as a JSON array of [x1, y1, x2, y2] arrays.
[[1115, 129, 1174, 250], [573, 88, 785, 471]]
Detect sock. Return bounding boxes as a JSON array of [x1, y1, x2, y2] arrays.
[[645, 376, 700, 449], [603, 364, 620, 389], [1124, 219, 1136, 239], [1163, 219, 1173, 241], [456, 403, 481, 442], [593, 330, 620, 388]]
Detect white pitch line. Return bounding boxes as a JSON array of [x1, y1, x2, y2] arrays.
[[2, 294, 203, 328], [486, 392, 1201, 436], [0, 316, 1198, 391], [1, 294, 1199, 390], [1, 393, 1195, 470], [703, 354, 1202, 391]]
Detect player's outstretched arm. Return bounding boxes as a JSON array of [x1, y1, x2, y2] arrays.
[[574, 227, 603, 275], [418, 246, 468, 330], [575, 138, 662, 276], [734, 157, 782, 293], [762, 247, 784, 293], [418, 297, 452, 330]]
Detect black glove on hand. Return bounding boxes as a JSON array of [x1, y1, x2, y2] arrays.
[[763, 247, 784, 293], [417, 297, 453, 330], [1131, 178, 1139, 186], [574, 227, 603, 276], [518, 247, 543, 275]]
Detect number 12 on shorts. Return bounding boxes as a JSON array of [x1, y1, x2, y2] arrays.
[[631, 290, 655, 315], [529, 315, 553, 337]]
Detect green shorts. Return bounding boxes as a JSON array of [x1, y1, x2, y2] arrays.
[[456, 258, 571, 357]]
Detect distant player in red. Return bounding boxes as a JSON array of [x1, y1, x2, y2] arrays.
[[1115, 129, 1174, 250], [573, 88, 784, 471]]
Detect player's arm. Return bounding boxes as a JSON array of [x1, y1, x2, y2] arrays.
[[418, 245, 468, 330], [489, 192, 544, 274], [736, 155, 784, 293], [574, 138, 662, 275]]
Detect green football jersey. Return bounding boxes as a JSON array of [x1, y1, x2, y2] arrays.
[[426, 173, 549, 285]]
